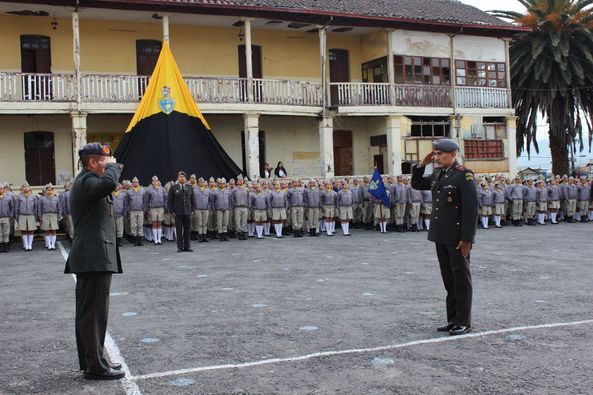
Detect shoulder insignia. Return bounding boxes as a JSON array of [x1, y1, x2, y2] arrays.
[[465, 173, 474, 182], [455, 165, 466, 171]]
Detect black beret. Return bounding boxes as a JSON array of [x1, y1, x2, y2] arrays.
[[432, 139, 460, 152], [78, 143, 112, 158]]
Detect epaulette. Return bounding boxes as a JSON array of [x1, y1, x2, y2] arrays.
[[455, 165, 467, 172]]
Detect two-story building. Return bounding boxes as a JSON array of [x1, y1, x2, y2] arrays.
[[0, 0, 527, 186]]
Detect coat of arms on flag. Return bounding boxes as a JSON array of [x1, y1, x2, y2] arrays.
[[159, 86, 175, 114]]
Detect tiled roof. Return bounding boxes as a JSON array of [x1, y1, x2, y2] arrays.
[[144, 0, 513, 27]]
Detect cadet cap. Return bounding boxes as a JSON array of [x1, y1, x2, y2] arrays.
[[78, 143, 111, 158]]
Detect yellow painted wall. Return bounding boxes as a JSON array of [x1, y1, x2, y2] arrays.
[[360, 31, 387, 64], [0, 115, 73, 185], [327, 33, 364, 82], [465, 159, 509, 174], [0, 15, 73, 72]]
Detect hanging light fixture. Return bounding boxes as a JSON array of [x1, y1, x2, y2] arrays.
[[51, 14, 58, 30]]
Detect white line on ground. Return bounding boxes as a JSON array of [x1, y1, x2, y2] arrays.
[[134, 318, 593, 381], [58, 241, 143, 395]]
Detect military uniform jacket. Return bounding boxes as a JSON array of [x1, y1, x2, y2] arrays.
[[112, 191, 127, 217], [144, 186, 167, 209], [193, 187, 212, 210], [167, 183, 195, 216], [411, 162, 478, 246], [16, 193, 38, 217], [38, 194, 62, 217], [0, 192, 15, 218], [304, 188, 321, 208], [60, 191, 71, 216], [126, 187, 145, 211], [64, 163, 123, 274]]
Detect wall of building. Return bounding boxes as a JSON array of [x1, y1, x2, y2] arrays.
[[360, 31, 387, 63], [0, 15, 73, 72], [0, 114, 73, 185], [453, 35, 506, 62]]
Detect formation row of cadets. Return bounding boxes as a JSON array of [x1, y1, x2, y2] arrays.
[[477, 174, 593, 228], [1, 172, 590, 252]]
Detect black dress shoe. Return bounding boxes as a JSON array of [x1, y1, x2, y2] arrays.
[[110, 362, 122, 370], [83, 368, 125, 380], [449, 325, 471, 336], [184, 248, 194, 252], [437, 323, 454, 332], [177, 248, 184, 253]]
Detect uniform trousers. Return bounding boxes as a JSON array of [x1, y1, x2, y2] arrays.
[[234, 207, 249, 232], [566, 199, 577, 216], [435, 243, 472, 326], [352, 203, 362, 223], [175, 214, 191, 250], [194, 209, 209, 235], [290, 206, 304, 229], [129, 211, 144, 236], [0, 217, 10, 242], [216, 210, 230, 233], [511, 200, 523, 220], [114, 216, 124, 238], [361, 201, 372, 224], [409, 202, 421, 224], [75, 272, 112, 373], [394, 203, 407, 225], [307, 207, 320, 227], [524, 202, 536, 219]]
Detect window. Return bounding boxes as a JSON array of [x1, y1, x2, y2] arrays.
[[24, 131, 55, 185], [370, 134, 387, 147], [362, 56, 451, 85], [409, 117, 450, 137], [464, 140, 504, 159], [456, 60, 506, 88], [395, 55, 451, 85]]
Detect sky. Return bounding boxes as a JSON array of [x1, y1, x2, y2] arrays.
[[458, 0, 593, 171]]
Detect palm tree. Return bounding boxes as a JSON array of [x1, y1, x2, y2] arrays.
[[490, 0, 593, 175]]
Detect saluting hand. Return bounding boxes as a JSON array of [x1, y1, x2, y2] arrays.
[[419, 151, 434, 167], [457, 240, 471, 258]]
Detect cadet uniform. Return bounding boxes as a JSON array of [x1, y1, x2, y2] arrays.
[[546, 182, 561, 224], [269, 186, 288, 238], [478, 184, 493, 229], [38, 183, 62, 250], [350, 181, 363, 228], [393, 180, 409, 232], [523, 182, 537, 225], [144, 177, 167, 244], [112, 187, 127, 246], [212, 180, 233, 240], [0, 183, 15, 252], [64, 143, 125, 380], [231, 181, 250, 240], [577, 178, 590, 222], [125, 178, 145, 245], [411, 139, 478, 336], [336, 187, 353, 236], [492, 184, 506, 228], [420, 190, 432, 231], [193, 179, 212, 242], [251, 189, 269, 239], [535, 182, 548, 224], [60, 184, 73, 240], [287, 184, 305, 237], [320, 185, 337, 236], [508, 181, 524, 226], [408, 187, 422, 232], [304, 183, 321, 236], [360, 180, 373, 229], [15, 185, 38, 251]]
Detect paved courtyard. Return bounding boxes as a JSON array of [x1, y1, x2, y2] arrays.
[[1, 223, 592, 394]]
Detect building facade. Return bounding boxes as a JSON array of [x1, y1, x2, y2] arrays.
[[0, 0, 526, 186]]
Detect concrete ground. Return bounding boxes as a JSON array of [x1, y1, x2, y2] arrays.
[[1, 222, 592, 395]]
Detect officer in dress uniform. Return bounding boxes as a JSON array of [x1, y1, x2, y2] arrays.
[[64, 143, 125, 380], [411, 139, 478, 336], [167, 171, 195, 252]]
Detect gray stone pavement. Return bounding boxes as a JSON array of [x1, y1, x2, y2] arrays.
[[0, 222, 592, 394]]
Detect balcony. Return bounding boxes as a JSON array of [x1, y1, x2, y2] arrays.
[[0, 72, 509, 110], [331, 82, 509, 109]]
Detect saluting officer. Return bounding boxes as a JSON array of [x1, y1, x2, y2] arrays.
[[411, 139, 478, 336]]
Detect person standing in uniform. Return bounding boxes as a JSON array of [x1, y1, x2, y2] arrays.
[[523, 179, 537, 226], [193, 177, 211, 243], [0, 182, 15, 252], [212, 178, 233, 241], [394, 176, 409, 233], [320, 181, 337, 236], [168, 171, 195, 252], [508, 177, 525, 226], [420, 189, 432, 231], [269, 180, 288, 238], [16, 182, 38, 251], [577, 176, 591, 223], [360, 176, 373, 230], [535, 180, 549, 225], [231, 176, 250, 240], [304, 180, 321, 237], [144, 176, 167, 245], [38, 183, 62, 250], [492, 182, 506, 228], [112, 183, 127, 247], [337, 181, 353, 236], [408, 185, 423, 232], [64, 143, 125, 380], [251, 183, 269, 239], [478, 182, 493, 229], [411, 139, 478, 336], [287, 179, 306, 237], [125, 177, 145, 246], [60, 181, 73, 241]]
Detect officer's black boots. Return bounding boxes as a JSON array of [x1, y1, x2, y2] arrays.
[[116, 238, 123, 247]]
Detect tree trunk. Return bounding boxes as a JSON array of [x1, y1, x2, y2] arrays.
[[548, 131, 570, 176]]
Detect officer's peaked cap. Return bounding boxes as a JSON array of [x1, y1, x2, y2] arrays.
[[432, 139, 459, 152]]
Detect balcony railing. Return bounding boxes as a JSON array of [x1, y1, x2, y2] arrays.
[[455, 87, 508, 108], [0, 73, 509, 109]]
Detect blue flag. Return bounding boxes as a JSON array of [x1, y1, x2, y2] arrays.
[[368, 168, 391, 208]]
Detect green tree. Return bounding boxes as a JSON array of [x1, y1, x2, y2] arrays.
[[490, 0, 593, 175]]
